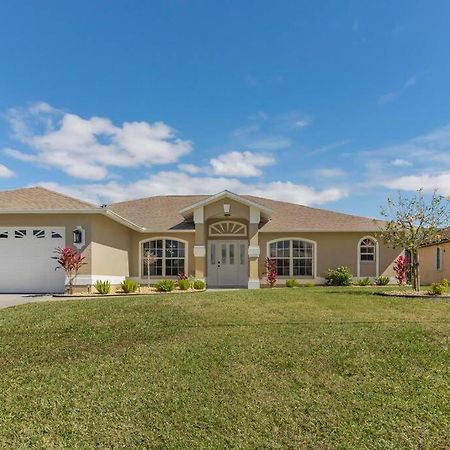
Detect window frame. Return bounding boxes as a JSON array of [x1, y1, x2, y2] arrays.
[[139, 237, 188, 279], [266, 238, 316, 278], [359, 238, 376, 263], [435, 246, 443, 271]]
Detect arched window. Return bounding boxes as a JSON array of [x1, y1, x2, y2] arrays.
[[360, 238, 376, 262], [268, 239, 314, 277], [141, 239, 186, 277]]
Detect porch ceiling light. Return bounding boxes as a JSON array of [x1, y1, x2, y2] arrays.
[[223, 203, 231, 216]]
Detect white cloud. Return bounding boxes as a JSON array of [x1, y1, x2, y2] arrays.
[[3, 103, 192, 180], [210, 151, 275, 177], [294, 120, 310, 129], [315, 168, 347, 178], [0, 164, 14, 178], [378, 91, 399, 105], [177, 163, 203, 174], [378, 74, 419, 105], [382, 172, 450, 196], [38, 172, 348, 207], [392, 158, 412, 167]]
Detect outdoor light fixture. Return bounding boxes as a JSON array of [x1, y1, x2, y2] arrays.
[[72, 226, 85, 250], [223, 204, 231, 216]]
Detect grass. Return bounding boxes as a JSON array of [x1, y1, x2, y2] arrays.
[[1, 287, 449, 449]]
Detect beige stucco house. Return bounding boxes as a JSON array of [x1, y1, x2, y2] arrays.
[[0, 187, 401, 293], [418, 228, 450, 285]]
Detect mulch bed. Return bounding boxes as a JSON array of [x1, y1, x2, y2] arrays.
[[376, 290, 450, 299], [54, 287, 206, 298]]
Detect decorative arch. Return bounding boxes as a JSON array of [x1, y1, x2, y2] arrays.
[[357, 236, 379, 277], [139, 237, 189, 279], [266, 237, 317, 278], [209, 221, 247, 237]]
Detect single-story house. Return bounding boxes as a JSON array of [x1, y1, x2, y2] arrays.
[[0, 187, 401, 293], [418, 228, 450, 285]]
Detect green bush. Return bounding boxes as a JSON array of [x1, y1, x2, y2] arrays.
[[193, 279, 206, 290], [303, 282, 315, 288], [286, 279, 298, 288], [428, 279, 449, 296], [155, 279, 175, 292], [95, 280, 111, 294], [375, 276, 390, 286], [178, 279, 191, 290], [325, 267, 353, 286], [357, 277, 371, 286], [121, 278, 139, 293]]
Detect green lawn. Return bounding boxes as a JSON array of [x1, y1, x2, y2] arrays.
[[1, 288, 449, 449]]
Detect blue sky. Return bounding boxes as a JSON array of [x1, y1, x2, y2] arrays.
[[1, 1, 449, 217]]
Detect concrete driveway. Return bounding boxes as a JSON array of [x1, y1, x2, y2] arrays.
[[0, 294, 55, 310]]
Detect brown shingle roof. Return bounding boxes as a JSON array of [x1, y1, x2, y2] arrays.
[[421, 227, 450, 247], [109, 194, 383, 232], [0, 187, 97, 211]]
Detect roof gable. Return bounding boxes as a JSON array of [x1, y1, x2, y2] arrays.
[[178, 190, 273, 218]]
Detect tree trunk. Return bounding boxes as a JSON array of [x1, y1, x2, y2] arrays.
[[411, 250, 420, 291]]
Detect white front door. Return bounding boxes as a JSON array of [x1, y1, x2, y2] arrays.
[[0, 227, 66, 293], [207, 240, 248, 287]]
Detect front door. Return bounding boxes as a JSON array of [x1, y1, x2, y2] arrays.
[[207, 240, 248, 287]]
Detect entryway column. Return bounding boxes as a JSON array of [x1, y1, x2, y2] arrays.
[[193, 206, 206, 280], [248, 206, 260, 289]]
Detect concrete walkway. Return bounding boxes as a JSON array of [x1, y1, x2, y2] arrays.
[[0, 294, 55, 310]]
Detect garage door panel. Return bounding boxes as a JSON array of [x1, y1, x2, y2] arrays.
[[0, 227, 66, 293]]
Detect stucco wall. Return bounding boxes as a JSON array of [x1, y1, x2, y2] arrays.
[[419, 243, 450, 285], [89, 215, 132, 277], [258, 232, 401, 281]]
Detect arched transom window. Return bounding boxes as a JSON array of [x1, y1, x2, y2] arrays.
[[141, 239, 186, 277], [360, 238, 376, 262], [269, 239, 314, 277], [209, 221, 247, 237]]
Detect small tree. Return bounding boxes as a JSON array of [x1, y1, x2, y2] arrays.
[[53, 247, 86, 294], [264, 258, 278, 288], [380, 190, 450, 291], [393, 255, 409, 285]]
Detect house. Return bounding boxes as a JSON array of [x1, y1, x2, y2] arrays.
[[418, 228, 450, 285], [0, 187, 402, 293]]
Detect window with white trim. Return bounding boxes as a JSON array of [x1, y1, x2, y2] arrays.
[[269, 240, 313, 277], [142, 239, 186, 277], [360, 238, 376, 262], [435, 247, 443, 270]]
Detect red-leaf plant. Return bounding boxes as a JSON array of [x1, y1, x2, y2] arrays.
[[393, 254, 409, 285], [53, 247, 86, 294], [264, 257, 278, 288]]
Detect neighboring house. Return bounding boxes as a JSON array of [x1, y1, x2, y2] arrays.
[[418, 228, 450, 285], [0, 187, 401, 293]]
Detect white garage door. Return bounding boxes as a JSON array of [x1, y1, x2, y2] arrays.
[[0, 227, 66, 293]]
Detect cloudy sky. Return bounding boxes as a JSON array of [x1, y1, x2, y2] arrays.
[[0, 1, 449, 217]]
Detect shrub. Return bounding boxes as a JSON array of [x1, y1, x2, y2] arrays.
[[375, 276, 390, 286], [121, 278, 139, 293], [325, 267, 352, 286], [178, 279, 191, 290], [286, 279, 298, 288], [53, 246, 86, 294], [429, 282, 446, 295], [264, 258, 278, 287], [428, 279, 449, 296], [95, 280, 111, 294], [357, 277, 371, 286], [303, 282, 315, 287], [393, 255, 409, 285], [193, 279, 206, 290], [155, 279, 175, 292]]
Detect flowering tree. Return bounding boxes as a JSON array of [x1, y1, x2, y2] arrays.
[[393, 254, 409, 285], [264, 258, 278, 288], [380, 190, 450, 291], [53, 247, 86, 294]]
